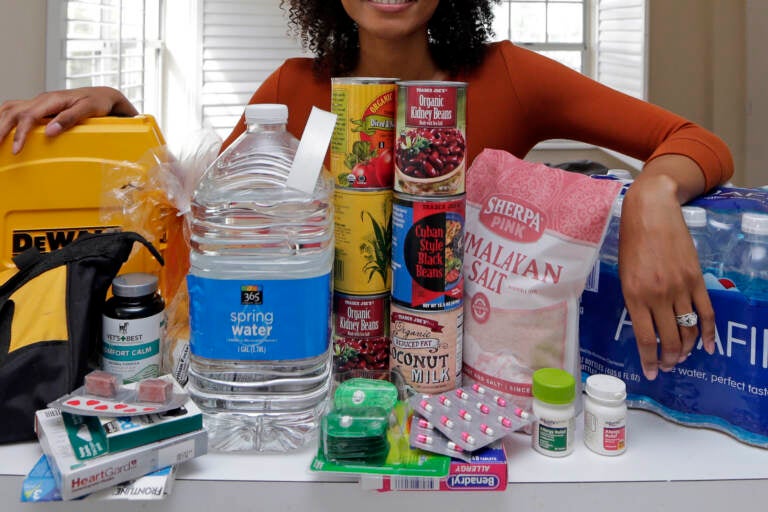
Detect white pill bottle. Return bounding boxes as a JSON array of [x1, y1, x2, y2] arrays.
[[583, 374, 627, 456]]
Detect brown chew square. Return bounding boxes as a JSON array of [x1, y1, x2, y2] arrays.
[[84, 371, 118, 398], [137, 378, 173, 403]]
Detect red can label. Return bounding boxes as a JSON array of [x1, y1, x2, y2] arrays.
[[333, 293, 390, 374], [395, 81, 467, 196], [334, 293, 388, 338], [404, 86, 458, 127]]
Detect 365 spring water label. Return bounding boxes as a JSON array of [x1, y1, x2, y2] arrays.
[[187, 274, 332, 361]]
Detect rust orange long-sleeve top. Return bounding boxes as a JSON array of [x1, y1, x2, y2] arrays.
[[221, 41, 733, 190]]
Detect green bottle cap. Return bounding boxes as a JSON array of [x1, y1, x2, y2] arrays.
[[532, 368, 575, 404]]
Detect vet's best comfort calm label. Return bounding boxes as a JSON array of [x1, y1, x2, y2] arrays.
[[102, 314, 164, 384], [102, 273, 165, 383]]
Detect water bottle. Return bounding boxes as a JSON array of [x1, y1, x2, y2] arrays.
[[605, 169, 634, 184], [187, 104, 334, 452], [599, 195, 623, 272], [707, 210, 739, 269], [681, 206, 718, 276], [723, 212, 768, 300]]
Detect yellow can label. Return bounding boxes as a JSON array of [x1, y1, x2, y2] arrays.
[[330, 78, 397, 189], [334, 188, 393, 295]]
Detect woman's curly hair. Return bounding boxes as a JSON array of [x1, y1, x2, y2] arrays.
[[281, 1, 498, 77]]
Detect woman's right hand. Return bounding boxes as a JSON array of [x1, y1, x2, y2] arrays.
[[0, 87, 139, 154]]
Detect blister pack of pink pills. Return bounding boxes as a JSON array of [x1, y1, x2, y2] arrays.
[[409, 415, 474, 461], [408, 383, 534, 452], [47, 371, 188, 417]]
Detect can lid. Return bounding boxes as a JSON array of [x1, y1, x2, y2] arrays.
[[532, 368, 575, 404], [396, 80, 468, 87], [585, 374, 627, 402], [244, 103, 288, 125], [112, 273, 159, 298], [331, 77, 399, 84], [741, 212, 768, 235], [682, 206, 707, 228]]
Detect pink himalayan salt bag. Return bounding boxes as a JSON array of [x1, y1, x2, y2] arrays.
[[462, 149, 623, 411]]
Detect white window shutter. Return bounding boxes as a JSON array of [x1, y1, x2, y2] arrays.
[[201, 0, 308, 138], [47, 0, 160, 113], [595, 0, 647, 99]]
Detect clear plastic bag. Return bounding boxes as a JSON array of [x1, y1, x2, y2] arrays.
[[101, 130, 222, 384]]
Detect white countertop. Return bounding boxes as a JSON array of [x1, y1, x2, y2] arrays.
[[2, 409, 767, 512]]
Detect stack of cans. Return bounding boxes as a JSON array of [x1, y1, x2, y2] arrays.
[[330, 78, 398, 375], [389, 81, 468, 394]]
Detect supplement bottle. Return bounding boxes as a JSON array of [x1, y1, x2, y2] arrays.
[[102, 273, 165, 383], [187, 103, 334, 452], [681, 206, 718, 276], [531, 368, 576, 457], [723, 212, 768, 301], [583, 374, 627, 456]]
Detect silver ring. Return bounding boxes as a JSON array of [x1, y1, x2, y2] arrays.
[[675, 312, 698, 327]]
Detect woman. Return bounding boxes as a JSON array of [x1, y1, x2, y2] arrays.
[[0, 0, 732, 380]]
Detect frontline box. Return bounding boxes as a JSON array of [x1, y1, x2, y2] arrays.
[[0, 116, 166, 274], [35, 408, 207, 500], [20, 455, 176, 502], [360, 441, 507, 492]]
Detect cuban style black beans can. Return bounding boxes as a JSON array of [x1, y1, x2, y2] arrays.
[[391, 193, 465, 311]]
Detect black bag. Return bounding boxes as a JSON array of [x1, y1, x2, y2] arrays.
[[0, 231, 163, 443]]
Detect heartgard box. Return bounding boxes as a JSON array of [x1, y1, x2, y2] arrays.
[[0, 116, 166, 273]]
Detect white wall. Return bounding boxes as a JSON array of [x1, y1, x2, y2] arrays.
[[0, 0, 46, 101], [647, 0, 750, 186], [745, 0, 768, 187]]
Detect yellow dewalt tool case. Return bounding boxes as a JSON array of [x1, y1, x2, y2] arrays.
[[0, 116, 166, 274]]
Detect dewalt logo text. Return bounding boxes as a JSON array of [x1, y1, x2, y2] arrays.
[[12, 226, 119, 255]]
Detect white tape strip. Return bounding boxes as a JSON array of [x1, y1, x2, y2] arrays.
[[286, 107, 337, 195]]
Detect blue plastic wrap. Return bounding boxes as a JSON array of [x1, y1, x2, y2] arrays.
[[580, 186, 768, 448]]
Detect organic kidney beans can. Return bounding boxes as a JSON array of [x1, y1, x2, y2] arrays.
[[395, 81, 467, 196], [334, 188, 393, 295], [390, 303, 463, 394], [391, 193, 465, 311], [333, 293, 390, 373], [331, 77, 398, 189]]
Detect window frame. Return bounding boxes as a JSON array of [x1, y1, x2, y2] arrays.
[[45, 0, 164, 123], [493, 0, 592, 76]]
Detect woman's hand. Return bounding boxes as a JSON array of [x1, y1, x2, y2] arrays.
[[619, 155, 716, 380], [0, 87, 138, 154]]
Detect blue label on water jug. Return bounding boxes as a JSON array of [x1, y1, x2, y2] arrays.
[[580, 262, 768, 446], [187, 274, 332, 361]]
